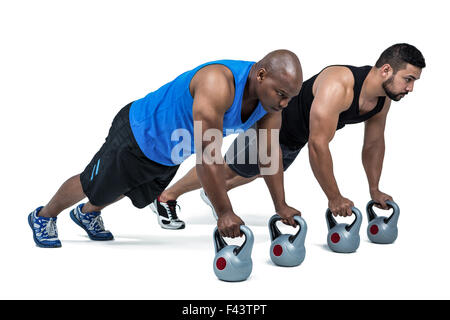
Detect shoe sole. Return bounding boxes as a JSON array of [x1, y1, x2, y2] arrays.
[[149, 203, 185, 230], [28, 213, 61, 248], [69, 209, 114, 241]]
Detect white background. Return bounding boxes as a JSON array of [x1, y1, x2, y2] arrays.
[[1, 0, 449, 300]]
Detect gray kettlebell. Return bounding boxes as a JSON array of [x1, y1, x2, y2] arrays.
[[213, 225, 254, 282], [366, 200, 400, 244], [268, 215, 307, 267], [326, 207, 362, 253]]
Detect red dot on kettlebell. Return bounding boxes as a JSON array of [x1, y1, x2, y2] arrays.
[[331, 233, 340, 243], [216, 257, 227, 270], [370, 225, 379, 235], [273, 244, 283, 256]]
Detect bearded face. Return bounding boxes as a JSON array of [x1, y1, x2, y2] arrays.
[[382, 75, 408, 101]]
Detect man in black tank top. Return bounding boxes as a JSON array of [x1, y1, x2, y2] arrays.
[[158, 43, 425, 223]]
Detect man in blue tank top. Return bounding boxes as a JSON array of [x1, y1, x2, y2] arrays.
[[28, 50, 303, 248], [158, 43, 425, 224]]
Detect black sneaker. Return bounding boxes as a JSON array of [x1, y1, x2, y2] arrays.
[[149, 197, 185, 230]]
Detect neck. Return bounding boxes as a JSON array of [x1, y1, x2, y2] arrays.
[[243, 64, 259, 102], [362, 67, 387, 99]]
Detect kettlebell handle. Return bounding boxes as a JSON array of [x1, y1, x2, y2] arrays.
[[268, 214, 283, 241], [234, 225, 254, 257], [213, 225, 254, 257], [366, 200, 399, 224], [268, 214, 306, 244], [291, 215, 307, 246], [213, 227, 228, 253], [326, 207, 362, 232]]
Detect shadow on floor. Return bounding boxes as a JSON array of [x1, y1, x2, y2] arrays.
[[64, 231, 271, 248], [187, 213, 268, 227]]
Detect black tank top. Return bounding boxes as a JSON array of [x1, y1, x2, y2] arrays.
[[279, 65, 386, 148]]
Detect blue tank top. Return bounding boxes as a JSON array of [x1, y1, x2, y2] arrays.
[[129, 60, 267, 166]]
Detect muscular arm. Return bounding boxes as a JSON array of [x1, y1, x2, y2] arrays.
[[257, 112, 300, 226], [257, 112, 284, 206], [308, 82, 348, 199], [362, 98, 393, 208], [191, 65, 244, 238], [308, 68, 354, 216]]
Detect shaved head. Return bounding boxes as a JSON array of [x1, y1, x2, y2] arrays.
[[251, 49, 303, 113], [257, 49, 303, 92]]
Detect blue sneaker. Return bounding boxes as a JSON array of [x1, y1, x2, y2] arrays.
[[28, 206, 62, 248], [70, 203, 114, 241]]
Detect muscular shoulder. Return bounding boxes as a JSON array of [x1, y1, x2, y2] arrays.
[[190, 64, 235, 109], [313, 66, 354, 109]]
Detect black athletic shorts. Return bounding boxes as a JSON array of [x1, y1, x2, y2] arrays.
[[80, 102, 180, 209], [224, 127, 304, 178]]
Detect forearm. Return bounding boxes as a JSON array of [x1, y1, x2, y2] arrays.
[[261, 146, 287, 210], [362, 141, 385, 193], [308, 141, 341, 200], [196, 162, 233, 217]]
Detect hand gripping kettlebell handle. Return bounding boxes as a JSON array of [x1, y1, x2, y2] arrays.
[[366, 200, 400, 224], [326, 207, 362, 232], [213, 225, 254, 257], [268, 214, 307, 244]]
